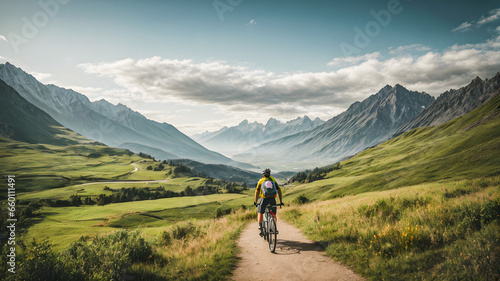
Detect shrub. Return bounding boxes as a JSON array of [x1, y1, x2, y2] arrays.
[[367, 225, 431, 257], [357, 197, 400, 221], [160, 231, 172, 246], [171, 222, 199, 240], [16, 240, 72, 281], [294, 195, 310, 205], [215, 207, 232, 218], [63, 230, 152, 280]]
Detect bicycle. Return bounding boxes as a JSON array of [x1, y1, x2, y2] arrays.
[[258, 202, 284, 253]]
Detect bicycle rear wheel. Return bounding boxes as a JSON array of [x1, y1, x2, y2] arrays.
[[268, 217, 277, 252], [263, 213, 269, 241]]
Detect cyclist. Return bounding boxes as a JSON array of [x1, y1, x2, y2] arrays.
[[254, 168, 283, 236]]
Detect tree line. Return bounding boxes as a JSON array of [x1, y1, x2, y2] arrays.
[[33, 183, 242, 208], [289, 163, 341, 183]]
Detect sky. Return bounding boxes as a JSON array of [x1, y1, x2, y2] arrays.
[[1, 0, 500, 135]]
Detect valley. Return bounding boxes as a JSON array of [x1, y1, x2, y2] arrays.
[[0, 63, 499, 280], [2, 1, 500, 279]]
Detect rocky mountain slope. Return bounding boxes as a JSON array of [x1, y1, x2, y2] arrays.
[[395, 73, 500, 135], [0, 78, 86, 145], [0, 62, 248, 167], [234, 84, 435, 170]]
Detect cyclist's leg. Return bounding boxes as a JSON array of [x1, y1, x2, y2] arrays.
[[270, 198, 278, 228], [257, 199, 266, 234], [260, 198, 273, 222]]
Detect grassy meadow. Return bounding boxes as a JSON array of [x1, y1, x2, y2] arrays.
[[0, 137, 143, 196], [281, 94, 500, 280], [283, 178, 499, 280], [1, 134, 257, 280]]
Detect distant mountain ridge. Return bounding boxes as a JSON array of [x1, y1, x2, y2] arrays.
[[233, 84, 435, 170], [0, 78, 86, 145], [192, 116, 325, 157], [0, 62, 250, 168], [395, 73, 500, 135]]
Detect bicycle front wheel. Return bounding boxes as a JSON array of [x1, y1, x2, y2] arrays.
[[268, 218, 277, 252], [263, 214, 269, 241]]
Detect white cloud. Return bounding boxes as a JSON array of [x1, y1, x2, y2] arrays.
[[452, 21, 473, 32], [389, 44, 432, 55], [453, 8, 500, 32], [478, 8, 500, 26], [327, 52, 380, 67], [0, 35, 7, 42], [79, 36, 500, 128], [248, 19, 257, 25]]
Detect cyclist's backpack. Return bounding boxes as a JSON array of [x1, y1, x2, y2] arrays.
[[262, 179, 277, 198]]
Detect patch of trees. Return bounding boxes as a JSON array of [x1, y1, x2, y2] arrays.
[[289, 163, 341, 183], [93, 186, 184, 206], [147, 163, 165, 171], [31, 180, 245, 208], [34, 183, 236, 207], [138, 152, 154, 160]]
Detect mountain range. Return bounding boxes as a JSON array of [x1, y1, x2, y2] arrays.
[[232, 74, 500, 171], [233, 84, 436, 170], [0, 78, 87, 146], [394, 73, 500, 136], [1, 61, 498, 173], [0, 62, 251, 169], [192, 116, 325, 157]]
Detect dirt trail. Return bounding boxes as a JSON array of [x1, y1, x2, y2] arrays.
[[232, 221, 364, 281]]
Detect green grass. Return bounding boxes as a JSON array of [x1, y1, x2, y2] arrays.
[[2, 209, 256, 281], [280, 95, 500, 280], [0, 138, 146, 196], [282, 178, 500, 280], [18, 177, 213, 201], [22, 193, 246, 251], [0, 126, 258, 280]]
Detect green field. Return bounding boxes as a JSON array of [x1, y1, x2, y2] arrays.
[[23, 193, 246, 250], [0, 131, 257, 280], [0, 138, 145, 195], [18, 177, 216, 201]]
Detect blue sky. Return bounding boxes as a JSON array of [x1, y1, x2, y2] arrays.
[[1, 0, 500, 134]]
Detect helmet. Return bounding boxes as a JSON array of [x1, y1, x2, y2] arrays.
[[262, 168, 271, 177]]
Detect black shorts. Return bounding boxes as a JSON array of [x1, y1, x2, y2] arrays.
[[258, 197, 277, 214]]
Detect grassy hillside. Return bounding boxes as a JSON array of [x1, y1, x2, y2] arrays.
[[285, 93, 500, 201], [281, 94, 500, 280], [0, 137, 144, 196]]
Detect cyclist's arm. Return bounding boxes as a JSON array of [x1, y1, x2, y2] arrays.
[[277, 185, 283, 204], [254, 180, 262, 204], [271, 176, 284, 204]]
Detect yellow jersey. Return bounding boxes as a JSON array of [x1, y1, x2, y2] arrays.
[[255, 176, 280, 199]]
